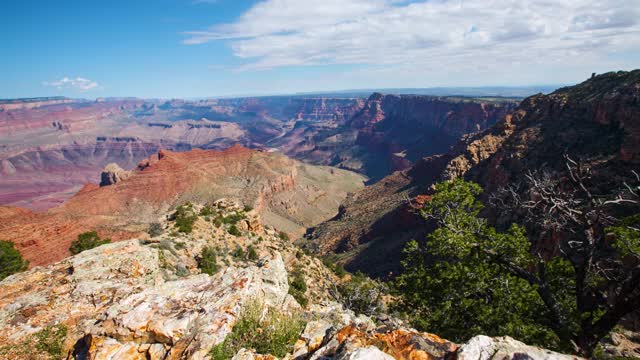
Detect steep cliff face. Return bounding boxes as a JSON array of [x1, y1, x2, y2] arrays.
[[306, 70, 640, 278], [0, 97, 75, 111], [284, 94, 516, 181], [0, 145, 365, 267]]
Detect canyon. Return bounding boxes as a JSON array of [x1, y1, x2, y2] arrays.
[[0, 94, 516, 209], [0, 145, 365, 267], [1, 72, 638, 359], [306, 70, 640, 278]]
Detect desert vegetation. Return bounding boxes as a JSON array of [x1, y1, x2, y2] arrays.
[[210, 300, 304, 359], [0, 324, 67, 359], [333, 272, 387, 316], [198, 246, 219, 275], [69, 231, 111, 255], [148, 222, 164, 237], [0, 240, 28, 280], [395, 173, 640, 356], [171, 203, 198, 234], [288, 266, 308, 307]]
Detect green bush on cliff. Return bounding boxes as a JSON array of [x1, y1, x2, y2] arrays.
[[231, 245, 245, 259], [69, 231, 111, 255], [210, 300, 304, 359], [228, 224, 242, 237], [0, 324, 68, 359], [172, 203, 198, 234], [288, 266, 308, 307], [221, 213, 245, 225], [278, 231, 289, 241], [199, 205, 215, 216], [396, 177, 640, 356], [34, 324, 68, 358], [148, 222, 164, 237], [336, 272, 387, 316], [321, 257, 346, 278], [246, 244, 258, 261], [198, 246, 219, 275], [0, 240, 28, 281]]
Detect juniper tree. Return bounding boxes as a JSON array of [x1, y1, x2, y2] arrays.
[[396, 162, 640, 357]]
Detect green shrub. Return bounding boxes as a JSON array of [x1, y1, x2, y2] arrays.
[[210, 300, 304, 359], [288, 267, 308, 307], [295, 249, 304, 260], [221, 213, 245, 225], [148, 222, 164, 237], [336, 272, 386, 316], [246, 245, 258, 261], [199, 205, 215, 216], [0, 324, 68, 358], [0, 240, 28, 281], [333, 263, 346, 277], [34, 324, 68, 357], [322, 257, 346, 278], [231, 245, 245, 259], [243, 205, 253, 212], [278, 231, 289, 241], [69, 231, 111, 255], [172, 204, 198, 234], [228, 225, 242, 236], [198, 246, 219, 275]]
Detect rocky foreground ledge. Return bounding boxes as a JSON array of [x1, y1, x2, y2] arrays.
[[0, 201, 580, 359]]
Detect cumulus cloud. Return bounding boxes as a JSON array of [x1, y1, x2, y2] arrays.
[[183, 0, 640, 75], [44, 77, 100, 91]]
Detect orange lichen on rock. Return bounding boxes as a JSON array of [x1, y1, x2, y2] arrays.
[[333, 325, 458, 360]]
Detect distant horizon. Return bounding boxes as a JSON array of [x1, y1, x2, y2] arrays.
[[2, 0, 638, 99], [0, 83, 567, 102]]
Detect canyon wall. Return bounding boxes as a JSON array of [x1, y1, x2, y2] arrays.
[[306, 70, 640, 278], [0, 145, 365, 267], [277, 93, 517, 181]]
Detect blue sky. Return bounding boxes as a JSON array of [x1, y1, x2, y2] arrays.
[[2, 0, 639, 99]]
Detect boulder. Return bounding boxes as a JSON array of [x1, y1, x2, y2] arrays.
[[99, 162, 131, 186], [457, 335, 582, 360]]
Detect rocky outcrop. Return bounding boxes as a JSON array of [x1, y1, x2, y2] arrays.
[[0, 200, 582, 360], [457, 335, 580, 360], [99, 163, 132, 186], [0, 235, 290, 359]]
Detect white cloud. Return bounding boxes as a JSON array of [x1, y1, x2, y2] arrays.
[[183, 0, 640, 81], [44, 77, 100, 91]]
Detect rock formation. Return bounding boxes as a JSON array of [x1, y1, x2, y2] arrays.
[[0, 145, 365, 267], [99, 163, 132, 186], [0, 200, 580, 360]]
